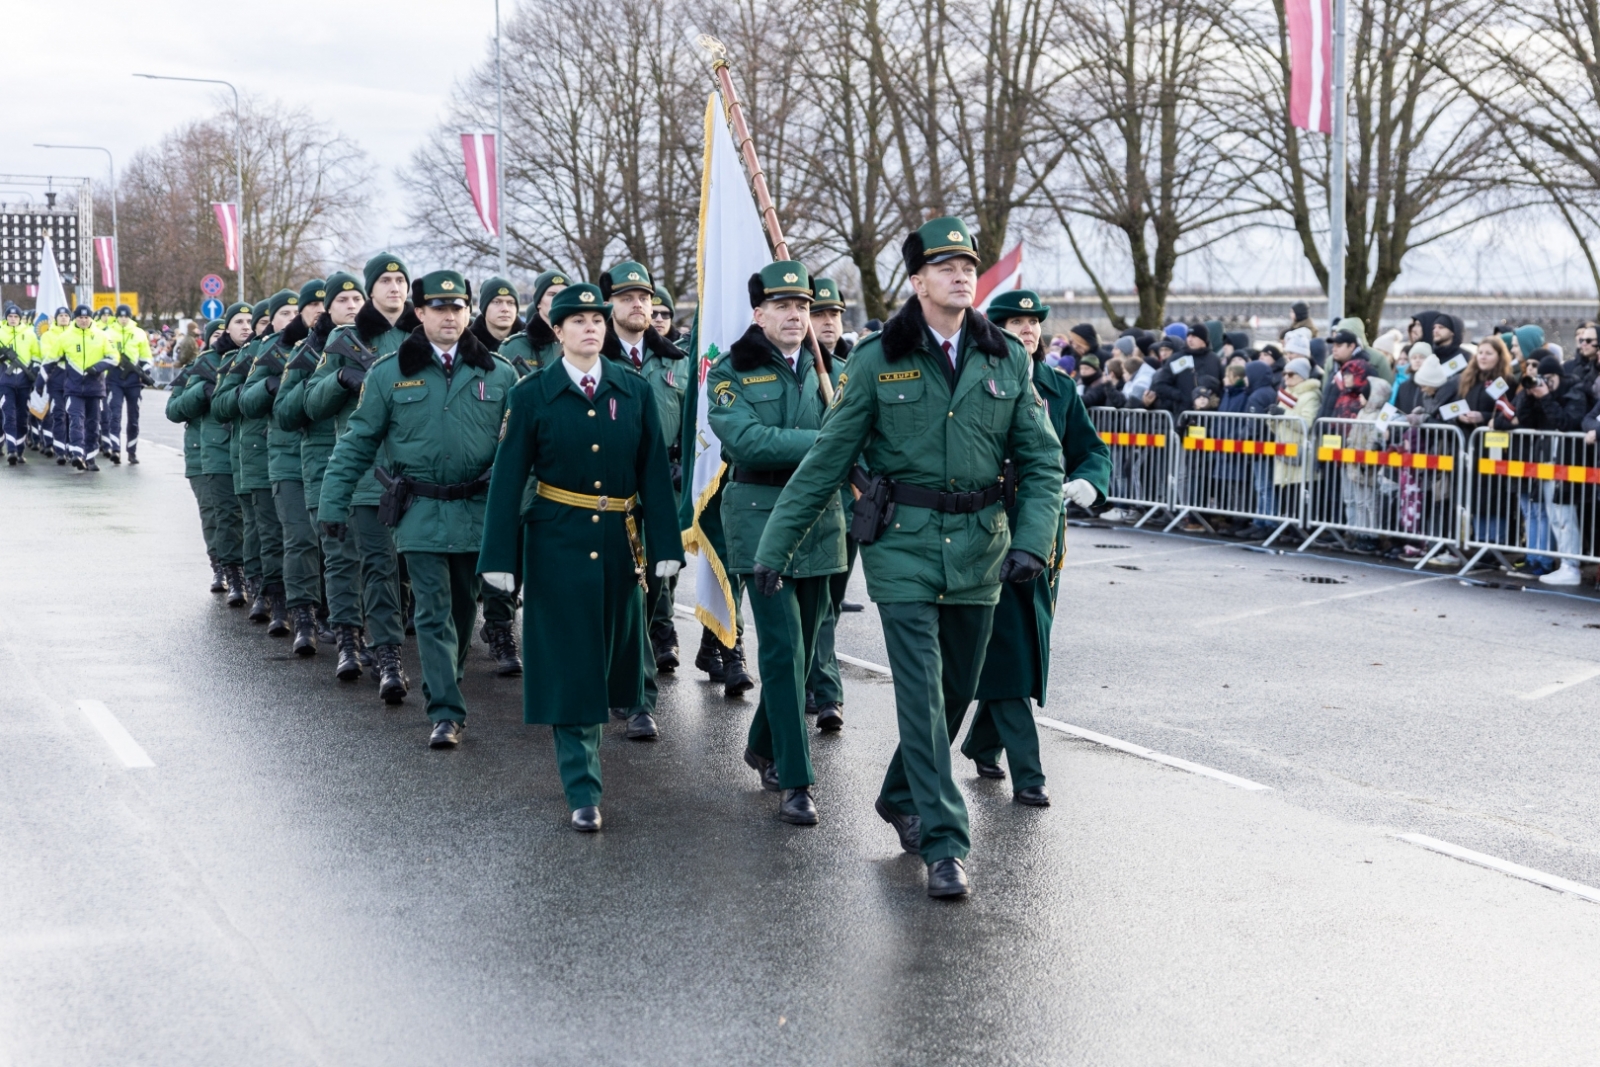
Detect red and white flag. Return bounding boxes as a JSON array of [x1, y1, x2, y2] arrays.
[[212, 202, 241, 271], [1287, 0, 1333, 134], [974, 242, 1023, 314], [93, 237, 116, 289], [461, 132, 499, 237], [1277, 387, 1299, 408]]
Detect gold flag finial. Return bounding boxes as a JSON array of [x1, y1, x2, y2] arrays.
[[697, 34, 729, 68]]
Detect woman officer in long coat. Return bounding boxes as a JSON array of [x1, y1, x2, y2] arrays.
[[478, 283, 682, 832]]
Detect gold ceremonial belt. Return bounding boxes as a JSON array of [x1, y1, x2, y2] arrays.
[[535, 483, 638, 512]]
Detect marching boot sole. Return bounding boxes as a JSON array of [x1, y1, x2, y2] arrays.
[[336, 663, 362, 681], [293, 640, 317, 657]]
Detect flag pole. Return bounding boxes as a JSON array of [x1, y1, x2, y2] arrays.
[[1327, 0, 1347, 328], [697, 35, 833, 406]]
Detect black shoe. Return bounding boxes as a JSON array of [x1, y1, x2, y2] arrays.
[[974, 759, 1006, 780], [70, 457, 84, 470], [108, 451, 121, 465], [625, 711, 659, 740], [5, 455, 13, 467], [84, 457, 100, 471], [480, 621, 522, 676], [571, 806, 602, 832], [722, 640, 754, 697], [1014, 785, 1050, 807], [247, 579, 268, 622], [743, 746, 780, 792], [209, 564, 226, 594], [225, 565, 246, 606], [266, 586, 290, 636], [291, 607, 318, 656], [926, 857, 969, 898], [805, 689, 819, 715], [874, 797, 921, 854], [127, 450, 138, 465], [840, 600, 864, 613], [56, 455, 66, 465], [10, 453, 22, 465], [694, 627, 724, 680], [652, 625, 680, 672], [429, 719, 463, 748], [815, 703, 844, 732], [779, 787, 819, 825], [375, 644, 408, 704], [334, 625, 363, 680]]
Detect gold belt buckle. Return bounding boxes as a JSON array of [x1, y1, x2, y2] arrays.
[[596, 495, 609, 512]]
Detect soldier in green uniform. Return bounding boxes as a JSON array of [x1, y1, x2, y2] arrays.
[[468, 276, 521, 355], [803, 276, 854, 732], [320, 270, 519, 748], [707, 261, 846, 825], [303, 253, 421, 703], [277, 272, 368, 675], [477, 283, 682, 831], [754, 217, 1065, 898], [961, 289, 1109, 806], [650, 285, 680, 341], [242, 279, 325, 651], [165, 319, 225, 591], [212, 300, 273, 617], [498, 269, 567, 376]]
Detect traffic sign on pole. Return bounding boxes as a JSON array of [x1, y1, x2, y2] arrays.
[[200, 274, 224, 298], [200, 297, 224, 321]]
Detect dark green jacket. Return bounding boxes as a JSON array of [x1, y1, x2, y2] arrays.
[[167, 343, 233, 476], [273, 314, 335, 507], [209, 339, 254, 491], [498, 315, 561, 377], [319, 327, 518, 554], [604, 325, 688, 476], [707, 325, 845, 577], [755, 298, 1063, 605], [163, 364, 203, 478], [303, 303, 418, 507], [240, 326, 304, 484]]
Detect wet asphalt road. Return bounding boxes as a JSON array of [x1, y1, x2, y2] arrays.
[[4, 416, 1600, 1065]]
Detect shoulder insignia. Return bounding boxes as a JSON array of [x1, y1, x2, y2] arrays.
[[1032, 384, 1045, 406], [878, 369, 920, 383], [394, 379, 426, 389], [831, 373, 847, 407], [714, 390, 736, 407], [712, 380, 733, 394], [740, 373, 778, 385]]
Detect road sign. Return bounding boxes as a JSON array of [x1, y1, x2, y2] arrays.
[[92, 292, 140, 316], [200, 297, 224, 321], [200, 274, 225, 298]]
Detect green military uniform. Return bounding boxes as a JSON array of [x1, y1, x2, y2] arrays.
[[499, 270, 568, 376], [754, 218, 1064, 880], [170, 307, 251, 598], [163, 359, 221, 584], [212, 300, 274, 598], [961, 291, 1110, 796], [321, 271, 519, 737], [477, 283, 682, 813], [708, 263, 846, 814]]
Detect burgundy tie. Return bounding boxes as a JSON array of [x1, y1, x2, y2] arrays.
[[629, 346, 642, 370], [440, 350, 453, 373], [581, 375, 595, 401], [942, 340, 954, 367]]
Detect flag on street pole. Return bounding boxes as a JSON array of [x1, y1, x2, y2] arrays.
[[681, 90, 772, 646], [31, 235, 67, 326], [1287, 0, 1333, 133], [93, 237, 116, 290], [461, 132, 500, 237], [974, 242, 1023, 314], [212, 202, 241, 271]]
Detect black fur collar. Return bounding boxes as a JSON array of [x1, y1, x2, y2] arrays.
[[311, 312, 336, 345], [524, 313, 556, 348], [356, 300, 420, 344], [280, 314, 310, 348], [468, 313, 521, 353], [214, 333, 239, 356], [880, 296, 1009, 363], [728, 323, 826, 373], [396, 325, 496, 377], [602, 321, 687, 366]]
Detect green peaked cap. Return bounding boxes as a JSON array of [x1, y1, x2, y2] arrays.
[[548, 282, 611, 325], [985, 289, 1049, 325], [810, 277, 845, 310], [749, 260, 811, 308]]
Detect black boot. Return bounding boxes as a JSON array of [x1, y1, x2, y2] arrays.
[[291, 607, 318, 656], [651, 623, 680, 672], [722, 639, 754, 697], [126, 447, 138, 465], [209, 557, 226, 594], [266, 585, 290, 636], [225, 565, 246, 607], [108, 450, 121, 465], [334, 625, 363, 680], [357, 630, 376, 670], [480, 621, 522, 676], [315, 605, 334, 644], [247, 579, 269, 623], [375, 644, 408, 704], [694, 627, 725, 681]]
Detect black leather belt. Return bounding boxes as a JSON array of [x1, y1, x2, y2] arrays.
[[731, 467, 795, 487], [849, 467, 1006, 514], [376, 467, 491, 500]]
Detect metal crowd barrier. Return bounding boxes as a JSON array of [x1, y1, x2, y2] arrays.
[[1162, 411, 1310, 545], [1458, 428, 1600, 576], [1302, 418, 1464, 569], [1090, 407, 1176, 526]]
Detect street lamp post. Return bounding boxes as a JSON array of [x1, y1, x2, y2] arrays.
[[34, 143, 118, 308], [133, 73, 246, 303], [495, 0, 508, 278]]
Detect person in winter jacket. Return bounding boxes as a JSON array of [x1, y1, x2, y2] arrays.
[[1517, 352, 1589, 585], [1340, 377, 1393, 550], [1564, 321, 1598, 400], [1272, 357, 1321, 499], [1333, 316, 1395, 382], [1283, 300, 1318, 339], [1080, 354, 1124, 407], [1430, 314, 1469, 367]]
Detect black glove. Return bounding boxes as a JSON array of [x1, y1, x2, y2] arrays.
[[1269, 404, 1285, 416], [202, 380, 216, 399], [998, 549, 1045, 583], [337, 366, 366, 392], [264, 374, 280, 396], [321, 521, 348, 542], [24, 367, 37, 384], [751, 562, 783, 597]]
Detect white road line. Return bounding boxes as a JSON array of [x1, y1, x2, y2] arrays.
[[1198, 575, 1446, 626], [1396, 833, 1600, 905], [835, 652, 892, 676], [1034, 716, 1272, 791], [149, 441, 183, 455], [1519, 664, 1600, 700], [76, 700, 154, 768], [1060, 543, 1216, 568]]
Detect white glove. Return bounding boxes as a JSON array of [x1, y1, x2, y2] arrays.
[[481, 571, 516, 593], [1064, 479, 1098, 508], [655, 560, 681, 579]]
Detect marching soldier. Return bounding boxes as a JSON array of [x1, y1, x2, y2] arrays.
[[499, 269, 567, 375], [707, 261, 846, 825], [102, 304, 154, 464], [754, 217, 1064, 898], [212, 300, 273, 615], [478, 282, 682, 830], [803, 276, 854, 731], [961, 289, 1109, 806], [651, 285, 679, 341], [56, 305, 117, 471], [468, 276, 520, 353], [165, 319, 225, 587], [304, 253, 420, 703], [319, 270, 520, 749], [0, 303, 41, 465], [38, 307, 74, 462]]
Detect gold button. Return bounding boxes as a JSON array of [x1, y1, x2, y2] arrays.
[[591, 444, 599, 452], [587, 409, 595, 417], [944, 537, 951, 543], [893, 522, 901, 529], [589, 551, 598, 559], [938, 594, 944, 600], [594, 481, 602, 488], [947, 411, 954, 417]]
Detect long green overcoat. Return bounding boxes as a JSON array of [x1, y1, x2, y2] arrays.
[[303, 303, 418, 507], [167, 342, 233, 475], [477, 358, 682, 725], [271, 314, 335, 508], [163, 364, 203, 477], [239, 327, 303, 485]]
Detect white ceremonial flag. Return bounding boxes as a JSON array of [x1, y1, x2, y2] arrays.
[[31, 236, 68, 324], [683, 90, 772, 646]]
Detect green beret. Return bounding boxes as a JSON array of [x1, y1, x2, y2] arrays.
[[298, 278, 327, 307], [363, 252, 409, 294], [747, 260, 812, 308], [203, 319, 225, 339], [324, 271, 364, 301], [252, 299, 273, 322], [599, 260, 653, 300], [221, 302, 252, 327], [547, 283, 611, 325], [985, 289, 1049, 325], [530, 269, 570, 311], [479, 276, 519, 314], [810, 277, 845, 311], [652, 285, 675, 313], [412, 270, 471, 308], [267, 289, 298, 318], [903, 216, 979, 274]]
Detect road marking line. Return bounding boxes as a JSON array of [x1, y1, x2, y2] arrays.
[[1395, 833, 1600, 905], [835, 652, 892, 676], [1061, 543, 1215, 568], [1034, 716, 1272, 791], [1198, 575, 1445, 626], [1519, 664, 1600, 700], [76, 700, 154, 768]]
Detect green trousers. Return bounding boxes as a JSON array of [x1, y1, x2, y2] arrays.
[[746, 574, 830, 789], [806, 539, 857, 706], [648, 571, 677, 636], [553, 724, 604, 809], [351, 504, 405, 647], [249, 487, 284, 585], [188, 477, 218, 561], [194, 474, 243, 566], [311, 506, 363, 628], [405, 551, 479, 724], [481, 585, 519, 625], [877, 601, 994, 863], [238, 492, 261, 582], [961, 698, 1045, 789], [272, 480, 320, 608]]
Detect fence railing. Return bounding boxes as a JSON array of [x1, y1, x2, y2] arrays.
[[1163, 411, 1312, 547], [1458, 427, 1600, 577], [1091, 407, 1177, 527]]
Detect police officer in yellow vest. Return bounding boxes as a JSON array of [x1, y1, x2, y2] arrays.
[[101, 304, 154, 464], [57, 305, 118, 471], [0, 303, 41, 465]]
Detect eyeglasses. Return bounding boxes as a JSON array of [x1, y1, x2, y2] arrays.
[[650, 310, 672, 320], [1579, 337, 1597, 346]]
